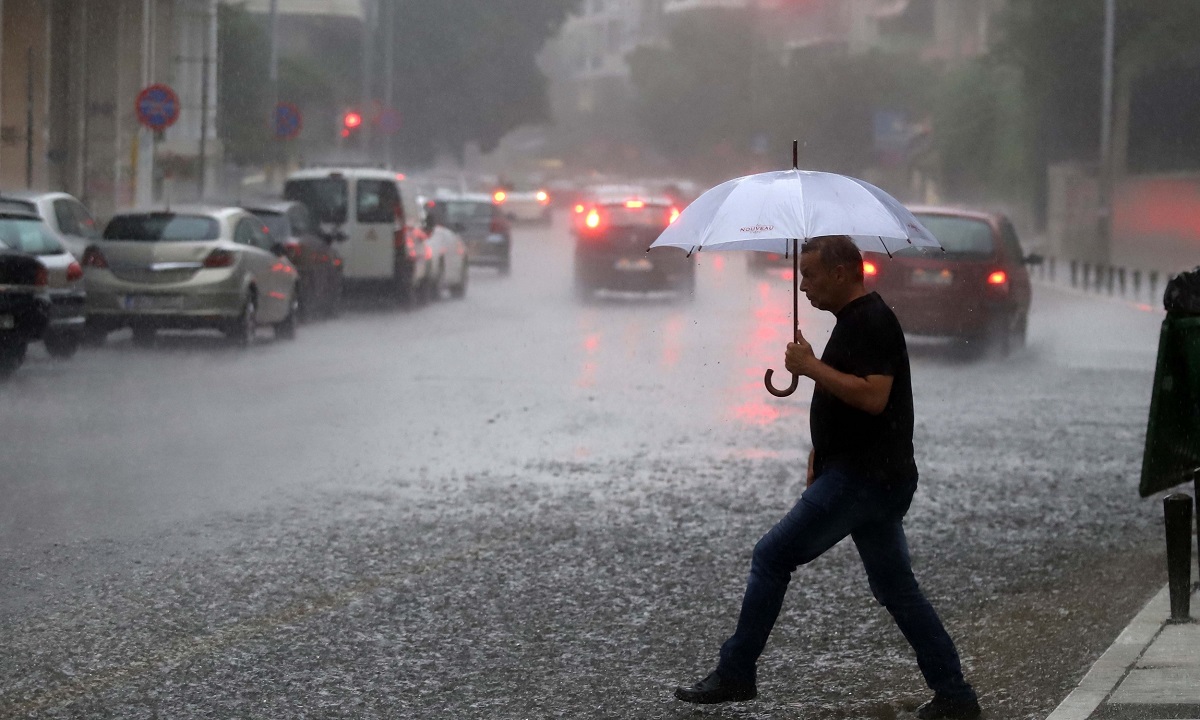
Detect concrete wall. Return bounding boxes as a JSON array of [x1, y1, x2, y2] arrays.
[[0, 0, 50, 191]]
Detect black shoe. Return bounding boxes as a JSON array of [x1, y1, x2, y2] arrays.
[[673, 671, 757, 704], [916, 694, 981, 719]]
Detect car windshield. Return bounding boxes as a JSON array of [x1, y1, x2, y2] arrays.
[[0, 217, 65, 255], [442, 201, 494, 224], [284, 178, 348, 225], [901, 216, 995, 259], [103, 214, 220, 242]]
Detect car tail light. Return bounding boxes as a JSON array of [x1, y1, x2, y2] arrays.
[[585, 208, 601, 229], [574, 204, 585, 214], [66, 261, 84, 282], [493, 190, 507, 204], [624, 199, 645, 209], [82, 246, 108, 269], [203, 249, 236, 268], [394, 225, 407, 250], [536, 190, 549, 204], [863, 260, 877, 277], [987, 270, 1007, 285], [34, 264, 48, 287], [283, 241, 303, 260], [668, 207, 680, 224]]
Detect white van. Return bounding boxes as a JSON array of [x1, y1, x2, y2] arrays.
[[283, 167, 428, 304]]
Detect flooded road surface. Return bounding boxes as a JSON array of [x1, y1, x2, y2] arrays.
[[0, 213, 1168, 718]]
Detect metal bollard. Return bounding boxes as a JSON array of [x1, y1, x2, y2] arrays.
[[1164, 493, 1193, 622], [1071, 260, 1078, 287], [1107, 266, 1115, 295], [1049, 256, 1056, 282], [1084, 262, 1092, 289], [1150, 271, 1159, 301], [1133, 270, 1141, 298], [1118, 267, 1126, 295]]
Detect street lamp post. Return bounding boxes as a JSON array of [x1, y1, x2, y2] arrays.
[[1098, 0, 1116, 265]]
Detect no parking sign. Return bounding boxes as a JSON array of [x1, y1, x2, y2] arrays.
[[135, 84, 181, 131]]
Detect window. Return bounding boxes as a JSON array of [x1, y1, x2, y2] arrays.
[[357, 179, 402, 224], [905, 215, 995, 259], [284, 177, 348, 224], [288, 205, 311, 235], [254, 212, 291, 242], [54, 200, 80, 235], [1000, 220, 1025, 261], [233, 218, 257, 246], [103, 214, 220, 242], [0, 218, 65, 256]]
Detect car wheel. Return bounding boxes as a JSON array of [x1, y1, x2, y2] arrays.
[[1011, 314, 1028, 350], [450, 261, 469, 299], [275, 292, 298, 341], [225, 294, 257, 347], [44, 330, 81, 359], [983, 314, 1015, 358], [0, 341, 27, 380], [393, 271, 417, 308], [82, 319, 109, 347], [131, 325, 156, 348], [296, 279, 311, 324], [426, 261, 445, 303], [499, 250, 511, 276], [327, 272, 343, 318]]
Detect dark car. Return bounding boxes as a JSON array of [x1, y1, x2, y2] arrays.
[[424, 193, 510, 274], [0, 205, 85, 357], [864, 206, 1041, 355], [0, 249, 50, 379], [244, 201, 343, 320], [573, 195, 691, 300]]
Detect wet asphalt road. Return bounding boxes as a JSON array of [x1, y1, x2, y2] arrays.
[[0, 212, 1170, 718]]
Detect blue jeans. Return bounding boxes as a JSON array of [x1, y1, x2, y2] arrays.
[[716, 465, 976, 701]]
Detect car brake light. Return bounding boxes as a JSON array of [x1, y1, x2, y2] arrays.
[[863, 260, 877, 277], [536, 190, 549, 204], [34, 264, 48, 287], [987, 270, 1007, 285], [204, 249, 236, 268], [624, 199, 645, 209], [394, 225, 407, 250], [493, 190, 507, 204], [669, 207, 680, 224], [574, 204, 585, 214], [585, 208, 601, 229], [66, 261, 84, 282], [284, 241, 303, 260], [82, 246, 108, 269]]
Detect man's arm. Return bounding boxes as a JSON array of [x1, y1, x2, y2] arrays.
[[785, 331, 893, 415]]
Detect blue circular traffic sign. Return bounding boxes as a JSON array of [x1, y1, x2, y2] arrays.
[[135, 84, 180, 131], [273, 102, 303, 140]]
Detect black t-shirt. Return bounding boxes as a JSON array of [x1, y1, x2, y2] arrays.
[[810, 292, 917, 485]]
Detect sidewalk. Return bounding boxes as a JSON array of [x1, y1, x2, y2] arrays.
[[1045, 584, 1200, 720]]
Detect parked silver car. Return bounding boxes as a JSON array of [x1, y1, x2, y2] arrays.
[[0, 203, 85, 357], [82, 206, 300, 347], [0, 190, 102, 260]]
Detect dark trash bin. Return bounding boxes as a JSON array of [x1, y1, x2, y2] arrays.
[[1140, 268, 1200, 497]]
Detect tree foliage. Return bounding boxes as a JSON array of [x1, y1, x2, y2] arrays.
[[383, 0, 581, 165]]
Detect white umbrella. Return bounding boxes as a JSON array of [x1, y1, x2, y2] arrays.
[[649, 142, 941, 396]]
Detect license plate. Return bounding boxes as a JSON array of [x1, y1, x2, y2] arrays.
[[615, 258, 654, 272], [911, 268, 953, 286], [0, 314, 12, 330], [123, 294, 183, 311]]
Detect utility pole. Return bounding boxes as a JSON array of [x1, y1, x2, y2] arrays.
[[197, 1, 213, 200], [25, 47, 34, 188], [360, 0, 377, 160], [1097, 0, 1116, 264], [268, 0, 280, 183], [383, 1, 395, 168]]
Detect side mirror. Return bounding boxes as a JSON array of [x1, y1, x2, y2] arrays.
[[1023, 253, 1044, 265]]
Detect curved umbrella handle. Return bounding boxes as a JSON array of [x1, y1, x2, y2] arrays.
[[763, 368, 800, 397]]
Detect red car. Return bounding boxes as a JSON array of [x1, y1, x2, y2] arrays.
[[864, 206, 1042, 355]]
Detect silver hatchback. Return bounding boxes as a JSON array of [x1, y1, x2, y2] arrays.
[[83, 206, 300, 347]]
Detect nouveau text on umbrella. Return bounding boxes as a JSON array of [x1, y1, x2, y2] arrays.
[[649, 141, 941, 397]]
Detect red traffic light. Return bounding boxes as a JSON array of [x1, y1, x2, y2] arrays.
[[343, 111, 363, 129]]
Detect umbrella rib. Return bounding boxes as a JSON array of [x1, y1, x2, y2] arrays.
[[879, 235, 893, 259]]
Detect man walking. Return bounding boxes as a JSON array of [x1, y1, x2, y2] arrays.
[[673, 235, 980, 719]]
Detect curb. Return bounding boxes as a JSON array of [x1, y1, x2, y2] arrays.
[[1044, 584, 1170, 720]]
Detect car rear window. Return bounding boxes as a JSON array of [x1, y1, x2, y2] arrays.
[[597, 203, 672, 228], [284, 178, 348, 225], [442, 201, 495, 224], [0, 218, 65, 255], [103, 214, 220, 241], [905, 215, 995, 259], [250, 212, 290, 240]]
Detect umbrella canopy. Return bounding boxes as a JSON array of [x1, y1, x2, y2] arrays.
[[649, 169, 940, 257]]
